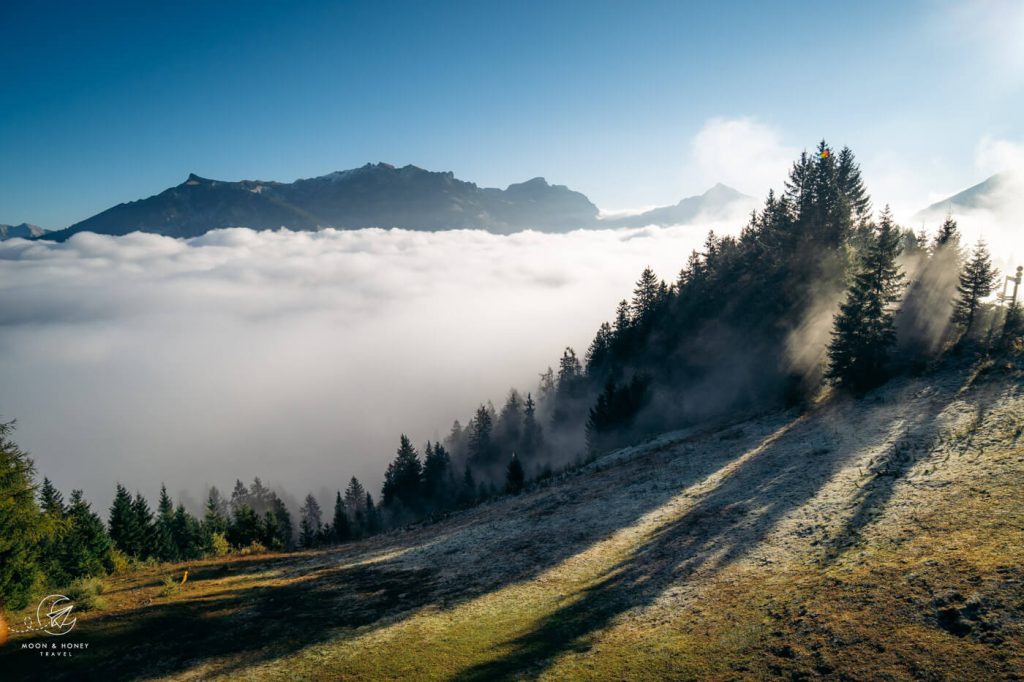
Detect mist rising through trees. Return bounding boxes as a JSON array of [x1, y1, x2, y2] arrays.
[[2, 141, 1020, 611]]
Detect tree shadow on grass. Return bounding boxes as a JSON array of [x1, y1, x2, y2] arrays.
[[0, 420, 774, 680], [1, 368, 987, 681], [449, 370, 978, 681]]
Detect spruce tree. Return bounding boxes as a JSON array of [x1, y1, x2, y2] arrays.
[[933, 215, 961, 250], [458, 465, 477, 508], [422, 441, 452, 511], [0, 421, 45, 609], [155, 483, 178, 561], [382, 435, 423, 511], [344, 477, 367, 537], [108, 484, 138, 558], [505, 454, 525, 495], [520, 393, 542, 460], [204, 486, 228, 536], [364, 493, 380, 534], [467, 405, 495, 466], [229, 504, 261, 548], [826, 207, 905, 391], [298, 494, 322, 547], [332, 491, 350, 542], [38, 477, 69, 584], [39, 477, 66, 517], [631, 267, 662, 323], [131, 493, 156, 560], [952, 240, 999, 338], [60, 490, 114, 580], [271, 495, 293, 548]]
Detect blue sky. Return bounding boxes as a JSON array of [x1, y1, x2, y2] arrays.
[[1, 0, 1022, 228]]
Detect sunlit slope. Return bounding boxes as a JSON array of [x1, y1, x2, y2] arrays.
[[4, 361, 1022, 680]]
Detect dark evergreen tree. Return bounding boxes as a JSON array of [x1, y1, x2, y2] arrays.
[[421, 441, 452, 512], [382, 435, 423, 512], [39, 477, 65, 517], [585, 375, 652, 453], [826, 208, 905, 391], [344, 476, 367, 537], [270, 495, 293, 548], [172, 503, 205, 559], [228, 504, 262, 548], [520, 392, 543, 460], [130, 493, 156, 560], [108, 483, 139, 558], [495, 390, 524, 455], [631, 266, 662, 324], [260, 510, 282, 550], [204, 486, 228, 536], [364, 493, 381, 535], [37, 477, 69, 584], [332, 491, 351, 543], [836, 145, 871, 225], [457, 464, 477, 508], [298, 494, 322, 548], [155, 483, 178, 561], [934, 215, 961, 250], [585, 322, 614, 376], [505, 454, 525, 495], [59, 490, 114, 580], [467, 405, 496, 466], [952, 240, 1000, 339], [0, 421, 45, 609]]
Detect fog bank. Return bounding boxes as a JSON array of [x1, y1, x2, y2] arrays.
[[0, 223, 731, 511]]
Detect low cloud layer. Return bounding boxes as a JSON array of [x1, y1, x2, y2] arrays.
[[0, 224, 725, 511]]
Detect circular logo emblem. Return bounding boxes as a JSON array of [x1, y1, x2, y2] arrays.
[[36, 595, 77, 636]]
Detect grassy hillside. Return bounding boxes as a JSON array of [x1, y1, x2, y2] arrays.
[[3, 359, 1022, 680]]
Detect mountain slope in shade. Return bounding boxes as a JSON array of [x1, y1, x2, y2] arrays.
[[915, 172, 1017, 220], [0, 223, 49, 240], [601, 183, 757, 227], [42, 164, 601, 241]]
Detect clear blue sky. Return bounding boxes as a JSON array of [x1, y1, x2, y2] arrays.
[[1, 0, 1021, 228]]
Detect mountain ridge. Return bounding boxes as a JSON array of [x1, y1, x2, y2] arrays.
[[39, 164, 754, 242]]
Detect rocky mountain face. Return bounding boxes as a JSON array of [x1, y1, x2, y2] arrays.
[[42, 164, 602, 241], [0, 223, 49, 240]]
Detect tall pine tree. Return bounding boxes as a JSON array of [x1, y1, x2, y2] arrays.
[[826, 207, 905, 391], [952, 240, 999, 339], [0, 421, 45, 609]]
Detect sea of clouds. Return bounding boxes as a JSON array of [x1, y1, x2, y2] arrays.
[[0, 223, 738, 510]]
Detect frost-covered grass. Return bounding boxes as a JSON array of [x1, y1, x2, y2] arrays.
[[3, 362, 1022, 680]]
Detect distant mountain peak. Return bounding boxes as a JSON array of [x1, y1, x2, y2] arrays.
[[0, 222, 50, 240], [42, 163, 601, 241], [601, 183, 756, 228], [915, 172, 1019, 221]]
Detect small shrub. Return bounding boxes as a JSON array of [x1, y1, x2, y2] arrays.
[[208, 531, 230, 557], [236, 541, 267, 557], [66, 577, 106, 611], [109, 548, 134, 575], [158, 575, 181, 598]]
